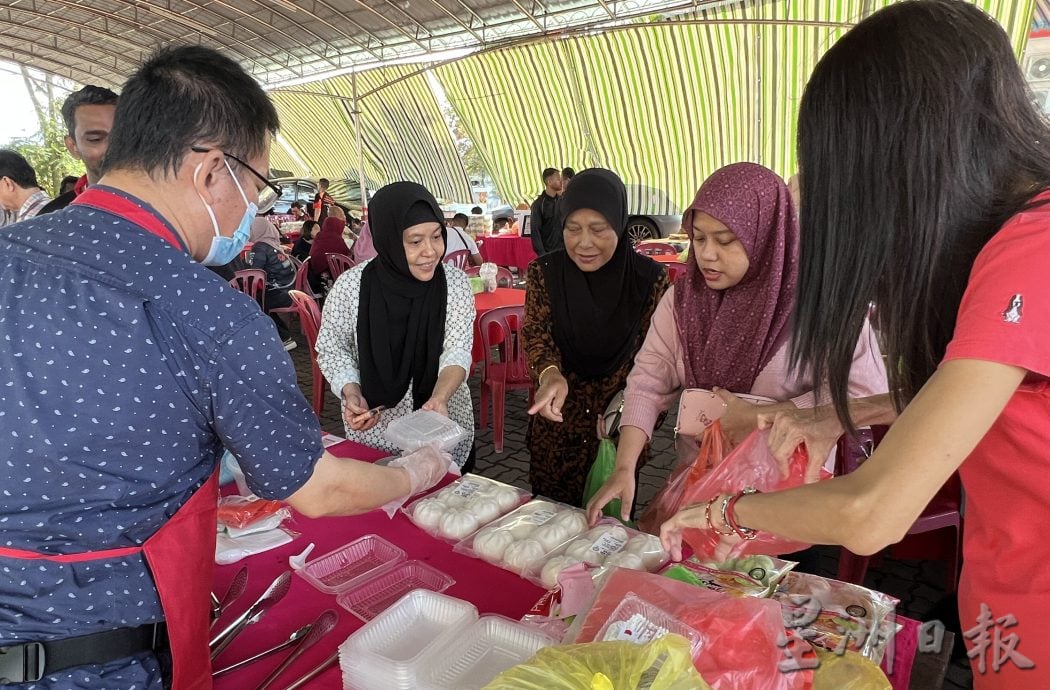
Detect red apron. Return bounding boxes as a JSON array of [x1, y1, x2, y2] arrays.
[[0, 473, 218, 688], [0, 188, 217, 687]]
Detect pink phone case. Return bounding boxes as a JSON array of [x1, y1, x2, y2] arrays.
[[675, 389, 778, 438], [675, 389, 726, 438]]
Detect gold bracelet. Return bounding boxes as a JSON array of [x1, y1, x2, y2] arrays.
[[537, 364, 559, 383]]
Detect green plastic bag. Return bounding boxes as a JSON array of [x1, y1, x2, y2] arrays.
[[482, 635, 712, 690], [583, 437, 620, 519]]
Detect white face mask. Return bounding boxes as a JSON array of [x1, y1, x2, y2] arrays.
[[196, 159, 257, 266]]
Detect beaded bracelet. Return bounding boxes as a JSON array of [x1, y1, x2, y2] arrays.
[[725, 487, 760, 540]]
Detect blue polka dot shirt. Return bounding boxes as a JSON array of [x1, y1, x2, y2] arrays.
[[0, 188, 322, 688]]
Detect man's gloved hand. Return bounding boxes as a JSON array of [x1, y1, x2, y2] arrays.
[[379, 446, 459, 518]]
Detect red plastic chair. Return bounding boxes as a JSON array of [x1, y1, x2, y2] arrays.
[[464, 265, 515, 287], [326, 253, 355, 281], [287, 290, 327, 417], [636, 242, 678, 256], [665, 262, 688, 283], [478, 305, 533, 453], [444, 250, 471, 268], [835, 426, 962, 593], [229, 269, 266, 310]]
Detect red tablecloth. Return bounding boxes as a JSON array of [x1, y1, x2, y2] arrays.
[[472, 287, 526, 364], [479, 235, 537, 275], [212, 439, 543, 690]]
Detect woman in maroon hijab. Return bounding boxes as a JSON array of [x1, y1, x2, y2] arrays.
[[587, 163, 888, 524]]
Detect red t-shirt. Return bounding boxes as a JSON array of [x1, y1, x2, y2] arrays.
[[942, 190, 1050, 687]]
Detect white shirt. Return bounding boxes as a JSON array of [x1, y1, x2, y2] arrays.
[[445, 225, 480, 256]]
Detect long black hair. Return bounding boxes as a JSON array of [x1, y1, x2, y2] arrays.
[[792, 0, 1050, 431]]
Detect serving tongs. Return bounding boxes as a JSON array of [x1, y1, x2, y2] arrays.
[[211, 565, 249, 629], [211, 622, 312, 678], [256, 609, 339, 690], [210, 570, 292, 660], [280, 651, 339, 690]]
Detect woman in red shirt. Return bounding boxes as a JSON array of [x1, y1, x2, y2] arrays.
[[659, 3, 1050, 686]]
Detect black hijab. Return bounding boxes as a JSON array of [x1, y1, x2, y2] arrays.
[[540, 168, 664, 380], [358, 182, 448, 409]]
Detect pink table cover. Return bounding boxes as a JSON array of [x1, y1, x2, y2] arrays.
[[212, 439, 544, 690], [479, 235, 537, 275]]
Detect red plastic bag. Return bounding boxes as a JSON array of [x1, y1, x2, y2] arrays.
[[572, 568, 813, 690], [680, 428, 831, 560], [638, 422, 727, 534]]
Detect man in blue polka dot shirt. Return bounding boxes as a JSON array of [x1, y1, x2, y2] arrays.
[[0, 46, 447, 688]]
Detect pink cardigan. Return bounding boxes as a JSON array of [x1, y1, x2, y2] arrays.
[[621, 286, 889, 466]]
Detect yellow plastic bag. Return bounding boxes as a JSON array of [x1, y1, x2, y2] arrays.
[[812, 648, 891, 690], [482, 634, 712, 690]]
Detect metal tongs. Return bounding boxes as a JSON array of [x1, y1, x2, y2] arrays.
[[211, 565, 249, 629], [256, 609, 339, 690], [211, 622, 312, 678], [210, 570, 292, 660]]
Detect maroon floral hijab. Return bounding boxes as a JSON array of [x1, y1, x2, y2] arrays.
[[674, 163, 799, 392]]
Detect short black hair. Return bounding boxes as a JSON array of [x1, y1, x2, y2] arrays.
[[561, 167, 575, 179], [301, 219, 319, 239], [290, 201, 302, 209], [319, 178, 330, 187], [470, 206, 483, 214], [452, 213, 469, 225], [542, 167, 559, 182], [61, 85, 118, 138], [103, 45, 279, 177], [0, 150, 39, 188]]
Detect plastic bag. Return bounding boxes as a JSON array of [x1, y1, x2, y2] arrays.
[[660, 554, 797, 598], [638, 421, 726, 534], [680, 428, 831, 560], [478, 261, 498, 292], [215, 526, 298, 565], [813, 648, 891, 689], [217, 495, 291, 533], [570, 568, 812, 690], [583, 438, 621, 520], [482, 635, 712, 690]]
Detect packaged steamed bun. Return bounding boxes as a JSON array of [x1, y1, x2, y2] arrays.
[[454, 498, 591, 575], [523, 520, 671, 588], [404, 474, 530, 542]]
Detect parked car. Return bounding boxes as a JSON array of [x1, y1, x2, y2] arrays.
[[517, 183, 682, 244], [270, 177, 371, 215]]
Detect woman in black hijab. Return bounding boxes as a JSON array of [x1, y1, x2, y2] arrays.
[[523, 168, 670, 504], [316, 182, 476, 468]]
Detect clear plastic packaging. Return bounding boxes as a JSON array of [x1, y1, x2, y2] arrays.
[[336, 560, 456, 622], [420, 615, 556, 689], [526, 522, 671, 588], [339, 589, 477, 689], [294, 535, 405, 595], [773, 571, 898, 664], [404, 474, 531, 542], [453, 499, 589, 576], [595, 592, 703, 659], [659, 555, 797, 598], [384, 409, 467, 452]]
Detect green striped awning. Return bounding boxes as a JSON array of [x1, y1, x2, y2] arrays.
[[269, 64, 471, 202], [433, 0, 1034, 209]]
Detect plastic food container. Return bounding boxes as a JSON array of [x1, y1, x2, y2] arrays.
[[453, 498, 590, 576], [384, 409, 466, 452], [404, 474, 531, 542], [595, 592, 703, 659], [340, 589, 477, 690], [295, 535, 405, 595], [336, 560, 455, 621], [420, 615, 555, 689]]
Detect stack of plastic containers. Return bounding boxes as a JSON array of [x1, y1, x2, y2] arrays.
[[292, 535, 456, 622], [384, 409, 466, 452], [340, 589, 555, 690]]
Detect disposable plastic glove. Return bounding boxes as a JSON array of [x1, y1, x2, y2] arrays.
[[380, 446, 459, 518]]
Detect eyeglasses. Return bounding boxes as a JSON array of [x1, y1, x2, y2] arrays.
[[191, 146, 282, 213]]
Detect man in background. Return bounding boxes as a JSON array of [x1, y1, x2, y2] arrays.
[[530, 166, 563, 254], [38, 85, 119, 215], [0, 150, 50, 222], [312, 177, 335, 221]]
